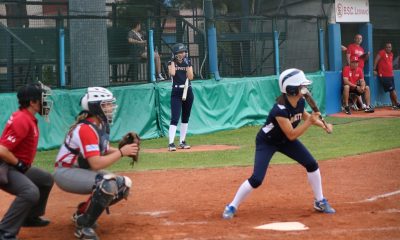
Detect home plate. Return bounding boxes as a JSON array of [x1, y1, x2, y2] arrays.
[[254, 222, 309, 231]]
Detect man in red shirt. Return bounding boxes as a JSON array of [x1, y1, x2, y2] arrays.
[[346, 34, 369, 70], [373, 42, 400, 109], [342, 55, 374, 114], [0, 83, 54, 240]]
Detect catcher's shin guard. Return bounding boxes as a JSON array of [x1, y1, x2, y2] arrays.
[[76, 174, 118, 228], [109, 176, 132, 206]]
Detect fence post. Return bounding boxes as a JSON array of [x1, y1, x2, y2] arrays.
[[272, 18, 280, 78], [204, 0, 221, 80], [318, 19, 325, 72], [148, 29, 156, 82], [6, 36, 14, 91], [59, 26, 65, 87]]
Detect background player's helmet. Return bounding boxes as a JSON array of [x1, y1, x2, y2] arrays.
[[81, 87, 117, 125], [172, 43, 187, 61], [172, 43, 187, 55], [17, 81, 53, 121], [278, 68, 312, 96]]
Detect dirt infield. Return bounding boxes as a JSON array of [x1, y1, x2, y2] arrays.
[[1, 149, 399, 240], [329, 106, 400, 118]]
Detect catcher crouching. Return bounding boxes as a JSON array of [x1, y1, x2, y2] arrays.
[[53, 87, 140, 240]]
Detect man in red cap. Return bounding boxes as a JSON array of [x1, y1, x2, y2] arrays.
[[342, 55, 374, 114]]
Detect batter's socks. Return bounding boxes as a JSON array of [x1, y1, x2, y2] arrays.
[[230, 180, 254, 209], [179, 123, 188, 144], [168, 125, 177, 144], [307, 169, 324, 201]]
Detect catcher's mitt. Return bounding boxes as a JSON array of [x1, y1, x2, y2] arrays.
[[118, 132, 140, 166]]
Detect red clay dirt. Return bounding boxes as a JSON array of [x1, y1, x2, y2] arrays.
[[330, 106, 400, 118], [1, 148, 399, 240]]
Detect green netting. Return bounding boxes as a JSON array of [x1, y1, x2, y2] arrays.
[[0, 72, 325, 150]]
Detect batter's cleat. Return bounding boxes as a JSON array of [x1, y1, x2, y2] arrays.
[[179, 141, 191, 149], [314, 198, 335, 214], [168, 143, 176, 151], [22, 216, 50, 227], [222, 205, 236, 219], [75, 226, 99, 240], [344, 106, 351, 115], [364, 105, 374, 113]]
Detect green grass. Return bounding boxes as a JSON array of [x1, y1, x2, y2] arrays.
[[33, 117, 400, 173]]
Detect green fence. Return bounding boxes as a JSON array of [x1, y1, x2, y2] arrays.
[[0, 72, 325, 150]]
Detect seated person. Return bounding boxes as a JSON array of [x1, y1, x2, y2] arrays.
[[342, 55, 374, 114], [127, 20, 164, 80]]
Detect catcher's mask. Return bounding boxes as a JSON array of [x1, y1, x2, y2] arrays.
[[17, 81, 53, 121], [278, 68, 312, 96], [172, 43, 187, 61], [80, 87, 117, 125]]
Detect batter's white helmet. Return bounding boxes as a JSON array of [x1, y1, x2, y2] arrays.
[[81, 87, 117, 125], [278, 68, 312, 95]]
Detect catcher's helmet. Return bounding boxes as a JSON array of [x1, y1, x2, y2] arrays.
[[17, 81, 53, 121], [172, 43, 187, 55], [81, 87, 117, 125], [278, 68, 312, 96]]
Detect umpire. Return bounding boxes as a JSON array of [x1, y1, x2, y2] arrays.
[[167, 43, 194, 151], [0, 83, 54, 240]]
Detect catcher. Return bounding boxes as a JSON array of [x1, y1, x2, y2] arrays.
[[222, 69, 335, 220], [53, 87, 140, 240]]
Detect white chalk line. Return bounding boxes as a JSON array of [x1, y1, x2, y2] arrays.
[[348, 189, 400, 203]]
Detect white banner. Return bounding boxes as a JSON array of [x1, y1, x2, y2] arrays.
[[335, 0, 370, 23]]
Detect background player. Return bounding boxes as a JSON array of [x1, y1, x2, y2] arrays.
[[346, 34, 369, 109], [342, 55, 374, 114], [0, 83, 54, 239], [53, 87, 139, 240], [167, 43, 194, 151], [373, 42, 400, 109], [222, 68, 335, 219]]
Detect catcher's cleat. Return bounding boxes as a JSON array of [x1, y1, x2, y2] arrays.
[[72, 213, 98, 229], [179, 141, 191, 149], [364, 106, 374, 113], [75, 226, 99, 240], [168, 143, 176, 151], [314, 198, 335, 214], [344, 106, 351, 115], [222, 205, 236, 219]]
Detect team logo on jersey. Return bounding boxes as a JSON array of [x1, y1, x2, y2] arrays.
[[86, 144, 99, 152], [7, 116, 13, 125], [289, 113, 302, 123], [175, 66, 187, 71], [7, 135, 16, 143]]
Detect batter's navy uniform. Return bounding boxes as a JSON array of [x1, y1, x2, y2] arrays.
[[248, 96, 318, 188], [169, 60, 194, 126]]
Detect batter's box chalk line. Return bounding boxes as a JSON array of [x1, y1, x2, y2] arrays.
[[347, 189, 400, 203], [254, 222, 309, 231]]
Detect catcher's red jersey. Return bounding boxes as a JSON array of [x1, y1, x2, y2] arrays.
[[55, 120, 109, 167]]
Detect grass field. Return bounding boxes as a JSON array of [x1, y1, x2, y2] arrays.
[[33, 116, 400, 172]]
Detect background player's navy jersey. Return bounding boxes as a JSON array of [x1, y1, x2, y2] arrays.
[[261, 96, 305, 144], [170, 60, 190, 86]]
